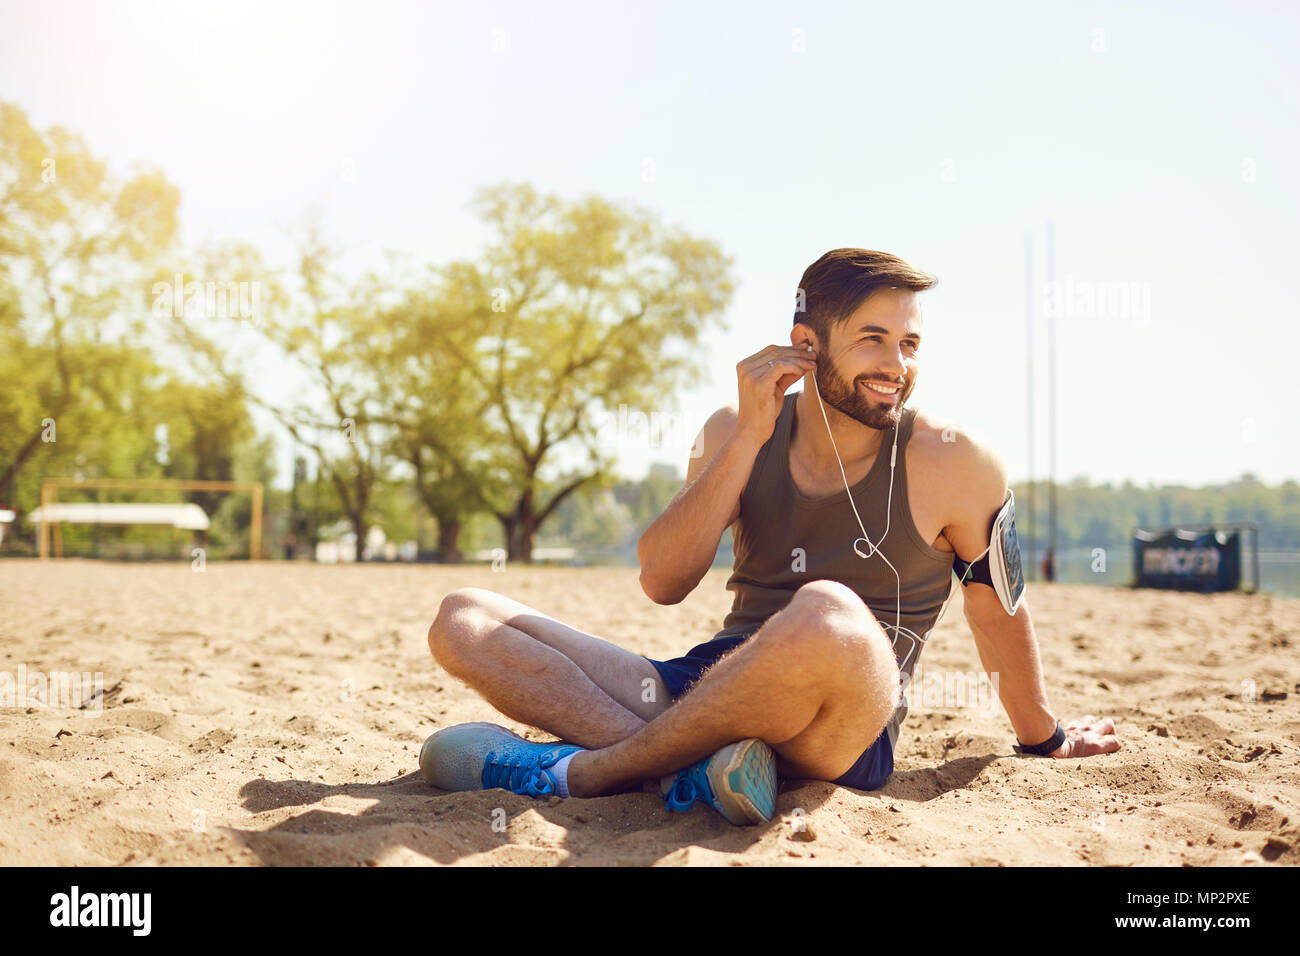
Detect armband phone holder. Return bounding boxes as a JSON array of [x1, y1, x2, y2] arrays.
[[953, 489, 1025, 616]]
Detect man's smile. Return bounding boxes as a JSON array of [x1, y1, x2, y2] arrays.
[[860, 379, 903, 401]]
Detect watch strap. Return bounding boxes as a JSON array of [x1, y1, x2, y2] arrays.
[[1013, 720, 1065, 756]]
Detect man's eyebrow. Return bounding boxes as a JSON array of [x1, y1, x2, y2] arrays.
[[856, 324, 922, 342]]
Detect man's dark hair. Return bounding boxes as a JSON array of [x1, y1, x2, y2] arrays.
[[794, 249, 937, 344]]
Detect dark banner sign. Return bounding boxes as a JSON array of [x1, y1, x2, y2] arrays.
[[1133, 528, 1241, 592]]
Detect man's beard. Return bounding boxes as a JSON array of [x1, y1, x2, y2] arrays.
[[814, 353, 908, 430]]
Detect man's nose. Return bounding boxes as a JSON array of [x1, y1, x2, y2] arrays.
[[879, 345, 906, 380]]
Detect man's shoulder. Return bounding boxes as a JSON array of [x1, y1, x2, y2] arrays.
[[908, 409, 1006, 495]]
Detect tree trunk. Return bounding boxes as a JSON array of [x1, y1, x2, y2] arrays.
[[505, 513, 536, 563], [496, 514, 532, 564], [509, 484, 539, 563], [351, 512, 369, 561], [436, 516, 462, 563], [0, 425, 48, 493]]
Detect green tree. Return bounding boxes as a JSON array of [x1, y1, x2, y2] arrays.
[[0, 102, 179, 495], [163, 231, 393, 555], [367, 283, 501, 562], [422, 182, 735, 561]]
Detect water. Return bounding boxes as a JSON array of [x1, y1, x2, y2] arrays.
[[1043, 548, 1300, 598]]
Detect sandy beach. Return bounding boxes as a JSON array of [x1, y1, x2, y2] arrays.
[[0, 559, 1296, 866]]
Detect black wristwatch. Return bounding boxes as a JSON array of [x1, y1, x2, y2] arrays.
[[1013, 720, 1066, 756]]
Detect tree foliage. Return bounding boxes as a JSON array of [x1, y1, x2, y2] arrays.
[[2, 102, 737, 563], [0, 102, 180, 494], [404, 182, 735, 561]]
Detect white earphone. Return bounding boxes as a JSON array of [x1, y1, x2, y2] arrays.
[[801, 341, 957, 673]]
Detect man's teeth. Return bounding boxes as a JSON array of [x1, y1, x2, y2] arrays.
[[864, 382, 900, 394]]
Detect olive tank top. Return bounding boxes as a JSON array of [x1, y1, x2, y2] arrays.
[[712, 391, 956, 748]]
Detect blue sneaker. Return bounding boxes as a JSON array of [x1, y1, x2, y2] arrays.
[[660, 738, 777, 825], [419, 722, 584, 798]]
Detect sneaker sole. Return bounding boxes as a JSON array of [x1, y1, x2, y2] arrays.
[[706, 739, 777, 825], [418, 721, 524, 789]]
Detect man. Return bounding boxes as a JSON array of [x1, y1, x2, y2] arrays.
[[421, 248, 1120, 825]]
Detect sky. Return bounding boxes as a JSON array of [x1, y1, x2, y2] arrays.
[[2, 0, 1297, 488]]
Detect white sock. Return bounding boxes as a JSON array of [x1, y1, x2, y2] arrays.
[[550, 752, 580, 798]]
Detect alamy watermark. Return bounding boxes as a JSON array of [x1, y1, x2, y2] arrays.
[[49, 886, 150, 936], [901, 664, 1000, 717], [151, 273, 265, 328], [0, 664, 104, 715], [1042, 273, 1152, 327], [592, 404, 711, 457]]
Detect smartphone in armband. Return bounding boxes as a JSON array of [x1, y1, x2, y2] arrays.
[[989, 489, 1025, 616]]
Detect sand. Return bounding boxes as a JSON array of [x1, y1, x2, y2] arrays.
[[0, 559, 1296, 866]]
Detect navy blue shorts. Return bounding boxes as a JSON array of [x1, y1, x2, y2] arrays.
[[644, 635, 894, 792]]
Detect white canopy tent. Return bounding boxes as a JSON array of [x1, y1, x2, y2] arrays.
[[35, 478, 262, 560], [28, 502, 211, 530]]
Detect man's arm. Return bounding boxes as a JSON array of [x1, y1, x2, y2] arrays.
[[944, 435, 1120, 758], [639, 343, 816, 605], [637, 406, 757, 605], [963, 587, 1059, 745]]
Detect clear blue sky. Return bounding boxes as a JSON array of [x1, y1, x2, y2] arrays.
[[3, 0, 1297, 486]]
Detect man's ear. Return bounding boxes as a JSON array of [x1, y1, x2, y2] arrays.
[[791, 322, 819, 352]]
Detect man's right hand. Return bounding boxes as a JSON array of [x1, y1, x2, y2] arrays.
[[735, 344, 817, 448]]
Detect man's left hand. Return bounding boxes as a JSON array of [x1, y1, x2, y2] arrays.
[[1051, 714, 1120, 758]]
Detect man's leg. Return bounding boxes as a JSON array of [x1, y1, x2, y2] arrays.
[[427, 587, 671, 750], [566, 579, 900, 798]]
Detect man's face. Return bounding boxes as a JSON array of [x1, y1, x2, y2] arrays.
[[804, 288, 922, 431]]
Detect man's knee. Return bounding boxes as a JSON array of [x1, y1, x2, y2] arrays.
[[785, 581, 902, 742], [427, 587, 499, 674], [790, 579, 867, 619], [789, 580, 888, 645], [775, 580, 899, 680]]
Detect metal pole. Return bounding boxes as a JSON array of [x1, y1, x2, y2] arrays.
[[1253, 524, 1260, 592], [1046, 218, 1057, 575], [1025, 231, 1036, 581], [39, 481, 51, 559], [251, 483, 263, 561]]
